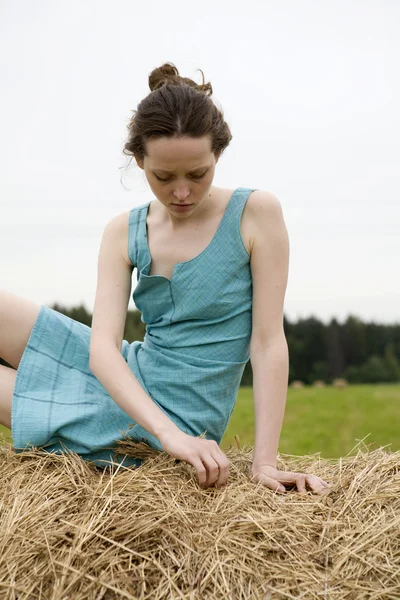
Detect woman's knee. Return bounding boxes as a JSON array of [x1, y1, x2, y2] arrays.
[[0, 364, 16, 429], [0, 289, 41, 369]]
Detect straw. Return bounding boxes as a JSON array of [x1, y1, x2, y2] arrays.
[[0, 436, 399, 599]]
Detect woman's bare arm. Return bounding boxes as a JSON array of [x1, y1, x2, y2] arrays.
[[90, 344, 181, 441], [89, 212, 181, 441], [89, 211, 230, 487]]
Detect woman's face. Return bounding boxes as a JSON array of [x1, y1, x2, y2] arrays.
[[136, 135, 219, 217]]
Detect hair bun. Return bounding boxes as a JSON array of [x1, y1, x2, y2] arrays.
[[149, 62, 179, 91], [148, 62, 213, 96]]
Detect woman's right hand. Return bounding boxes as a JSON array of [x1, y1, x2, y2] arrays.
[[159, 429, 230, 488]]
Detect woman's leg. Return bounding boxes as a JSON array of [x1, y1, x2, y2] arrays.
[[0, 365, 16, 428], [0, 289, 42, 429]]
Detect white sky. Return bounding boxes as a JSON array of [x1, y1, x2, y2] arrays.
[[1, 0, 399, 325]]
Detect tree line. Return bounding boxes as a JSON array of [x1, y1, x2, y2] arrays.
[[2, 303, 399, 386]]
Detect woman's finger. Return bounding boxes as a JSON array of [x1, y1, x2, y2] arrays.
[[276, 470, 332, 493], [295, 474, 307, 494], [306, 475, 332, 495], [289, 474, 331, 495], [252, 466, 333, 496], [189, 456, 208, 488], [200, 454, 220, 487], [212, 450, 230, 487], [252, 472, 285, 494]]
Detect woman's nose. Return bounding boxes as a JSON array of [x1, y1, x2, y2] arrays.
[[173, 186, 191, 201]]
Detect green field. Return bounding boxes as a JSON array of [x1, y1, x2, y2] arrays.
[[1, 384, 399, 459]]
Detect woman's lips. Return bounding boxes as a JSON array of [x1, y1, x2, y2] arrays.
[[172, 203, 193, 211]]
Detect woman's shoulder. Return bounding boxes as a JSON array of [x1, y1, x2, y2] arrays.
[[241, 189, 282, 255], [102, 208, 143, 268], [246, 188, 281, 209], [244, 189, 282, 226]]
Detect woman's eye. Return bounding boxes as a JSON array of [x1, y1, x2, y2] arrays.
[[155, 172, 207, 182]]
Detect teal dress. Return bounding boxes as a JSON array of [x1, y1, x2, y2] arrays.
[[11, 187, 258, 468]]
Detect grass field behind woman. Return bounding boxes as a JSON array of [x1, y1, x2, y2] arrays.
[[1, 384, 399, 458]]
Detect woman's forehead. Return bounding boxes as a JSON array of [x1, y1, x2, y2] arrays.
[[146, 135, 212, 158]]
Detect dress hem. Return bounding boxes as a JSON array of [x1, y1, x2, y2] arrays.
[[11, 304, 47, 451]]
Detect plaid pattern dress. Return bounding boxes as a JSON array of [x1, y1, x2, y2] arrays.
[[11, 187, 258, 468]]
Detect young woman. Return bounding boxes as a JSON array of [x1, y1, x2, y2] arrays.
[[0, 63, 330, 495]]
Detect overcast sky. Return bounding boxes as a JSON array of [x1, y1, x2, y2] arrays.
[[1, 0, 399, 325]]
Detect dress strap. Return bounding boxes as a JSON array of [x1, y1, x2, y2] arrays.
[[217, 187, 259, 253], [128, 202, 151, 270]]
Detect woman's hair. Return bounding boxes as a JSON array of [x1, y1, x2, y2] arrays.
[[122, 62, 232, 169]]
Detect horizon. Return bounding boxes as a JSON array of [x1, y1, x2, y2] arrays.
[[1, 1, 399, 325]]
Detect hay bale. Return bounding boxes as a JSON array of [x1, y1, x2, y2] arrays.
[[332, 378, 348, 389], [312, 380, 326, 388], [0, 439, 399, 598], [290, 380, 305, 389]]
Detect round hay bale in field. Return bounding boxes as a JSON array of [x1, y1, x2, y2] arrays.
[[332, 378, 349, 388], [312, 380, 326, 388], [0, 439, 399, 598], [290, 380, 305, 389]]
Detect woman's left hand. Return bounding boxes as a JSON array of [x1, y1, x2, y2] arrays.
[[251, 463, 332, 495]]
